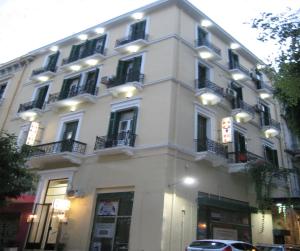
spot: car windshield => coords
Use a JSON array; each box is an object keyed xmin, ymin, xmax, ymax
[
  {"xmin": 257, "ymin": 246, "xmax": 282, "ymax": 251},
  {"xmin": 232, "ymin": 243, "xmax": 258, "ymax": 251},
  {"xmin": 190, "ymin": 241, "xmax": 227, "ymax": 249}
]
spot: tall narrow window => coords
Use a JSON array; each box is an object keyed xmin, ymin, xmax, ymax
[
  {"xmin": 264, "ymin": 145, "xmax": 279, "ymax": 167},
  {"xmin": 59, "ymin": 76, "xmax": 81, "ymax": 99},
  {"xmin": 34, "ymin": 85, "xmax": 49, "ymax": 109},
  {"xmin": 197, "ymin": 27, "xmax": 208, "ymax": 46},
  {"xmin": 45, "ymin": 52, "xmax": 59, "ymax": 72},
  {"xmin": 130, "ymin": 20, "xmax": 146, "ymax": 40},
  {"xmin": 231, "ymin": 82, "xmax": 243, "ymax": 109},
  {"xmin": 260, "ymin": 103, "xmax": 271, "ymax": 126},
  {"xmin": 0, "ymin": 82, "xmax": 7, "ymax": 100},
  {"xmin": 198, "ymin": 64, "xmax": 209, "ymax": 88},
  {"xmin": 90, "ymin": 192, "xmax": 134, "ymax": 251},
  {"xmin": 60, "ymin": 120, "xmax": 79, "ymax": 152},
  {"xmin": 116, "ymin": 56, "xmax": 142, "ymax": 84},
  {"xmin": 234, "ymin": 130, "xmax": 247, "ymax": 163},
  {"xmin": 197, "ymin": 115, "xmax": 207, "ymax": 152},
  {"xmin": 228, "ymin": 49, "xmax": 239, "ymax": 69}
]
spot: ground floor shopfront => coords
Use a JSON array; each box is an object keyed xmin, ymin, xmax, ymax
[{"xmin": 24, "ymin": 151, "xmax": 275, "ymax": 251}]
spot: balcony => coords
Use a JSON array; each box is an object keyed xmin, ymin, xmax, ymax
[
  {"xmin": 195, "ymin": 79, "xmax": 224, "ymax": 105},
  {"xmin": 18, "ymin": 101, "xmax": 44, "ymax": 121},
  {"xmin": 195, "ymin": 138, "xmax": 228, "ymax": 166},
  {"xmin": 28, "ymin": 139, "xmax": 87, "ymax": 167},
  {"xmin": 101, "ymin": 71, "xmax": 144, "ymax": 97},
  {"xmin": 61, "ymin": 47, "xmax": 105, "ymax": 72},
  {"xmin": 261, "ymin": 118, "xmax": 281, "ymax": 138},
  {"xmin": 30, "ymin": 65, "xmax": 57, "ymax": 82},
  {"xmin": 229, "ymin": 64, "xmax": 251, "ymax": 81},
  {"xmin": 94, "ymin": 132, "xmax": 136, "ymax": 156},
  {"xmin": 115, "ymin": 33, "xmax": 149, "ymax": 53},
  {"xmin": 231, "ymin": 99, "xmax": 255, "ymax": 123},
  {"xmin": 47, "ymin": 85, "xmax": 98, "ymax": 110},
  {"xmin": 195, "ymin": 40, "xmax": 222, "ymax": 61},
  {"xmin": 257, "ymin": 81, "xmax": 274, "ymax": 100},
  {"xmin": 228, "ymin": 151, "xmax": 268, "ymax": 173}
]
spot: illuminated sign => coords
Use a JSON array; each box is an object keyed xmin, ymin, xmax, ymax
[
  {"xmin": 26, "ymin": 122, "xmax": 39, "ymax": 146},
  {"xmin": 222, "ymin": 117, "xmax": 233, "ymax": 143}
]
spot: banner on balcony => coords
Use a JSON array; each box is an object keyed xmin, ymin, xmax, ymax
[
  {"xmin": 221, "ymin": 117, "xmax": 233, "ymax": 143},
  {"xmin": 26, "ymin": 121, "xmax": 40, "ymax": 146}
]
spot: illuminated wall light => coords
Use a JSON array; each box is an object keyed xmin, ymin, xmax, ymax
[
  {"xmin": 78, "ymin": 34, "xmax": 88, "ymax": 41},
  {"xmin": 201, "ymin": 19, "xmax": 212, "ymax": 27},
  {"xmin": 70, "ymin": 105, "xmax": 77, "ymax": 112},
  {"xmin": 50, "ymin": 45, "xmax": 59, "ymax": 52},
  {"xmin": 199, "ymin": 52, "xmax": 212, "ymax": 59},
  {"xmin": 259, "ymin": 92, "xmax": 271, "ymax": 99},
  {"xmin": 264, "ymin": 128, "xmax": 279, "ymax": 138},
  {"xmin": 95, "ymin": 27, "xmax": 105, "ymax": 34},
  {"xmin": 183, "ymin": 176, "xmax": 196, "ymax": 186},
  {"xmin": 200, "ymin": 93, "xmax": 220, "ymax": 105},
  {"xmin": 132, "ymin": 12, "xmax": 144, "ymax": 20},
  {"xmin": 38, "ymin": 76, "xmax": 49, "ymax": 82},
  {"xmin": 127, "ymin": 45, "xmax": 140, "ymax": 53},
  {"xmin": 230, "ymin": 43, "xmax": 240, "ymax": 50},
  {"xmin": 86, "ymin": 59, "xmax": 98, "ymax": 66},
  {"xmin": 70, "ymin": 65, "xmax": 81, "ymax": 71},
  {"xmin": 125, "ymin": 91, "xmax": 134, "ymax": 98},
  {"xmin": 232, "ymin": 73, "xmax": 244, "ymax": 81}
]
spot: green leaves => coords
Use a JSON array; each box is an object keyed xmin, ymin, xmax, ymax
[{"xmin": 0, "ymin": 131, "xmax": 36, "ymax": 206}]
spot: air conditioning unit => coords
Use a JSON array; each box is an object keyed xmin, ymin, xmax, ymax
[{"xmin": 226, "ymin": 88, "xmax": 237, "ymax": 98}]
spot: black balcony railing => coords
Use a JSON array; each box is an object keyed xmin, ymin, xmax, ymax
[
  {"xmin": 232, "ymin": 99, "xmax": 255, "ymax": 115},
  {"xmin": 18, "ymin": 100, "xmax": 44, "ymax": 113},
  {"xmin": 227, "ymin": 151, "xmax": 267, "ymax": 164},
  {"xmin": 94, "ymin": 132, "xmax": 137, "ymax": 150},
  {"xmin": 195, "ymin": 79, "xmax": 224, "ymax": 96},
  {"xmin": 115, "ymin": 33, "xmax": 148, "ymax": 47},
  {"xmin": 102, "ymin": 71, "xmax": 144, "ymax": 89},
  {"xmin": 32, "ymin": 65, "xmax": 57, "ymax": 77},
  {"xmin": 62, "ymin": 46, "xmax": 106, "ymax": 66},
  {"xmin": 30, "ymin": 139, "xmax": 87, "ymax": 157},
  {"xmin": 47, "ymin": 85, "xmax": 98, "ymax": 104},
  {"xmin": 195, "ymin": 138, "xmax": 227, "ymax": 158},
  {"xmin": 257, "ymin": 81, "xmax": 274, "ymax": 92},
  {"xmin": 195, "ymin": 40, "xmax": 221, "ymax": 56},
  {"xmin": 229, "ymin": 64, "xmax": 249, "ymax": 76},
  {"xmin": 261, "ymin": 118, "xmax": 281, "ymax": 131}
]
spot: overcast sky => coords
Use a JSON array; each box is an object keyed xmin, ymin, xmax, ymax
[{"xmin": 0, "ymin": 0, "xmax": 299, "ymax": 64}]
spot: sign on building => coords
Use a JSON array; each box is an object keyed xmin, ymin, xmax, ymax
[{"xmin": 221, "ymin": 117, "xmax": 233, "ymax": 143}]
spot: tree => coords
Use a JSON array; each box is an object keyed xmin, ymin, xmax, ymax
[
  {"xmin": 252, "ymin": 9, "xmax": 300, "ymax": 136},
  {"xmin": 0, "ymin": 131, "xmax": 35, "ymax": 206}
]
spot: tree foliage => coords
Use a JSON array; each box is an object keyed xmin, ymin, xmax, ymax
[
  {"xmin": 0, "ymin": 131, "xmax": 35, "ymax": 206},
  {"xmin": 252, "ymin": 9, "xmax": 300, "ymax": 136}
]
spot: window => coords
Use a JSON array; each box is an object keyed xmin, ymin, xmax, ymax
[
  {"xmin": 264, "ymin": 145, "xmax": 279, "ymax": 167},
  {"xmin": 231, "ymin": 82, "xmax": 243, "ymax": 109},
  {"xmin": 129, "ymin": 20, "xmax": 146, "ymax": 40},
  {"xmin": 0, "ymin": 82, "xmax": 7, "ymax": 100},
  {"xmin": 197, "ymin": 27, "xmax": 209, "ymax": 46},
  {"xmin": 106, "ymin": 108, "xmax": 138, "ymax": 147},
  {"xmin": 228, "ymin": 49, "xmax": 240, "ymax": 69},
  {"xmin": 197, "ymin": 64, "xmax": 209, "ymax": 88},
  {"xmin": 44, "ymin": 52, "xmax": 60, "ymax": 72},
  {"xmin": 234, "ymin": 130, "xmax": 247, "ymax": 163},
  {"xmin": 90, "ymin": 192, "xmax": 134, "ymax": 251},
  {"xmin": 116, "ymin": 56, "xmax": 142, "ymax": 84},
  {"xmin": 59, "ymin": 68, "xmax": 99, "ymax": 99},
  {"xmin": 260, "ymin": 103, "xmax": 271, "ymax": 126},
  {"xmin": 196, "ymin": 115, "xmax": 208, "ymax": 152},
  {"xmin": 69, "ymin": 35, "xmax": 107, "ymax": 62},
  {"xmin": 33, "ymin": 84, "xmax": 49, "ymax": 109}
]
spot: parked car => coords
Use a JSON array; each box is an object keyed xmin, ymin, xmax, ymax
[
  {"xmin": 256, "ymin": 244, "xmax": 300, "ymax": 251},
  {"xmin": 186, "ymin": 239, "xmax": 258, "ymax": 251}
]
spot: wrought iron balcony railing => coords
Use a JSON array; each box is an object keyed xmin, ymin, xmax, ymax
[
  {"xmin": 227, "ymin": 151, "xmax": 267, "ymax": 164},
  {"xmin": 195, "ymin": 79, "xmax": 224, "ymax": 96},
  {"xmin": 115, "ymin": 33, "xmax": 148, "ymax": 47},
  {"xmin": 101, "ymin": 71, "xmax": 144, "ymax": 89},
  {"xmin": 62, "ymin": 46, "xmax": 106, "ymax": 66},
  {"xmin": 18, "ymin": 100, "xmax": 44, "ymax": 113},
  {"xmin": 30, "ymin": 139, "xmax": 87, "ymax": 157},
  {"xmin": 195, "ymin": 40, "xmax": 221, "ymax": 56},
  {"xmin": 31, "ymin": 65, "xmax": 57, "ymax": 77},
  {"xmin": 47, "ymin": 84, "xmax": 98, "ymax": 104},
  {"xmin": 232, "ymin": 99, "xmax": 255, "ymax": 115},
  {"xmin": 229, "ymin": 63, "xmax": 250, "ymax": 76},
  {"xmin": 261, "ymin": 118, "xmax": 281, "ymax": 131},
  {"xmin": 195, "ymin": 138, "xmax": 227, "ymax": 158},
  {"xmin": 257, "ymin": 81, "xmax": 274, "ymax": 92},
  {"xmin": 94, "ymin": 132, "xmax": 137, "ymax": 150}
]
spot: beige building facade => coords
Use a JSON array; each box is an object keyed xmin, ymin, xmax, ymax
[{"xmin": 0, "ymin": 0, "xmax": 289, "ymax": 250}]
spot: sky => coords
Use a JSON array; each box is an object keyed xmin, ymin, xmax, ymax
[{"xmin": 0, "ymin": 0, "xmax": 299, "ymax": 64}]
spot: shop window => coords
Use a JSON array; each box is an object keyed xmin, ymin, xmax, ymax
[{"xmin": 90, "ymin": 192, "xmax": 134, "ymax": 251}]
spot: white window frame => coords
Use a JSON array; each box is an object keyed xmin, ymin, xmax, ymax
[
  {"xmin": 31, "ymin": 82, "xmax": 51, "ymax": 104},
  {"xmin": 232, "ymin": 124, "xmax": 248, "ymax": 152},
  {"xmin": 125, "ymin": 16, "xmax": 150, "ymax": 38},
  {"xmin": 56, "ymin": 111, "xmax": 84, "ymax": 141},
  {"xmin": 42, "ymin": 51, "xmax": 61, "ymax": 68},
  {"xmin": 120, "ymin": 52, "xmax": 145, "ymax": 74},
  {"xmin": 194, "ymin": 104, "xmax": 216, "ymax": 140},
  {"xmin": 195, "ymin": 24, "xmax": 212, "ymax": 45}
]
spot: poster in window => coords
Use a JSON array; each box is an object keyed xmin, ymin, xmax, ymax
[
  {"xmin": 92, "ymin": 242, "xmax": 102, "ymax": 251},
  {"xmin": 221, "ymin": 117, "xmax": 233, "ymax": 143},
  {"xmin": 95, "ymin": 223, "xmax": 115, "ymax": 238},
  {"xmin": 97, "ymin": 200, "xmax": 119, "ymax": 216}
]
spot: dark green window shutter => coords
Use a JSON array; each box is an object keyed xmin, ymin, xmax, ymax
[
  {"xmin": 34, "ymin": 85, "xmax": 49, "ymax": 109},
  {"xmin": 198, "ymin": 64, "xmax": 207, "ymax": 88},
  {"xmin": 272, "ymin": 149, "xmax": 279, "ymax": 167},
  {"xmin": 130, "ymin": 108, "xmax": 138, "ymax": 146},
  {"xmin": 197, "ymin": 115, "xmax": 207, "ymax": 151},
  {"xmin": 93, "ymin": 35, "xmax": 107, "ymax": 54},
  {"xmin": 261, "ymin": 104, "xmax": 270, "ymax": 126},
  {"xmin": 46, "ymin": 52, "xmax": 59, "ymax": 71},
  {"xmin": 132, "ymin": 56, "xmax": 142, "ymax": 81},
  {"xmin": 228, "ymin": 49, "xmax": 239, "ymax": 69},
  {"xmin": 85, "ymin": 69, "xmax": 99, "ymax": 94},
  {"xmin": 234, "ymin": 131, "xmax": 246, "ymax": 162},
  {"xmin": 59, "ymin": 79, "xmax": 71, "ymax": 100},
  {"xmin": 228, "ymin": 49, "xmax": 234, "ymax": 69},
  {"xmin": 116, "ymin": 61, "xmax": 127, "ymax": 83},
  {"xmin": 197, "ymin": 27, "xmax": 207, "ymax": 46},
  {"xmin": 131, "ymin": 20, "xmax": 146, "ymax": 40},
  {"xmin": 69, "ymin": 45, "xmax": 80, "ymax": 62},
  {"xmin": 107, "ymin": 112, "xmax": 120, "ymax": 138}
]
